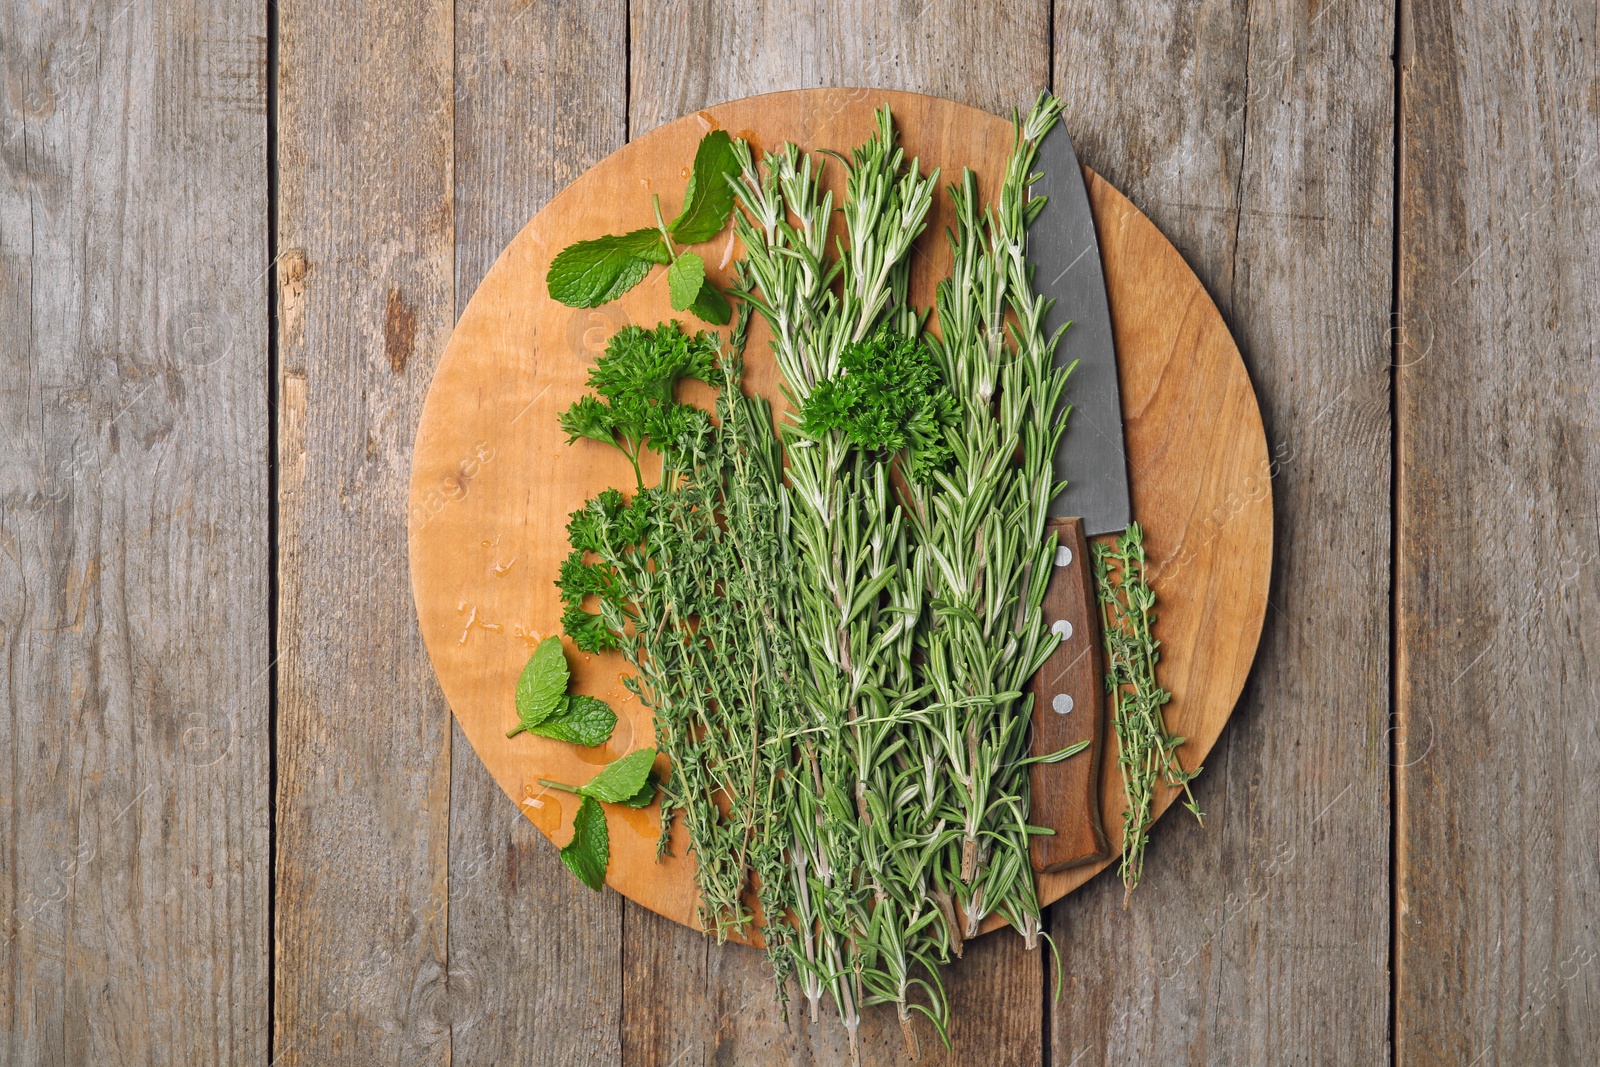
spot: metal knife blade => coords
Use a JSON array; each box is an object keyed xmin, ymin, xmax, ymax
[
  {"xmin": 1025, "ymin": 119, "xmax": 1126, "ymax": 873},
  {"xmin": 1032, "ymin": 123, "xmax": 1130, "ymax": 536}
]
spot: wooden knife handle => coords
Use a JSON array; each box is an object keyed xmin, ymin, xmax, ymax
[{"xmin": 1028, "ymin": 516, "xmax": 1111, "ymax": 873}]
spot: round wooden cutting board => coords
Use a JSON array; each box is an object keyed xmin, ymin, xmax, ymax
[{"xmin": 408, "ymin": 89, "xmax": 1271, "ymax": 934}]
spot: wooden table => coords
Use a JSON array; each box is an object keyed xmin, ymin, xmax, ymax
[{"xmin": 2, "ymin": 2, "xmax": 1595, "ymax": 1064}]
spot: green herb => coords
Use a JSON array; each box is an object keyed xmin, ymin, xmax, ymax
[
  {"xmin": 559, "ymin": 795, "xmax": 610, "ymax": 891},
  {"xmin": 799, "ymin": 327, "xmax": 958, "ymax": 483},
  {"xmin": 732, "ymin": 106, "xmax": 946, "ymax": 1057},
  {"xmin": 506, "ymin": 636, "xmax": 618, "ymax": 747},
  {"xmin": 897, "ymin": 93, "xmax": 1074, "ymax": 952},
  {"xmin": 666, "ymin": 252, "xmax": 706, "ymax": 311},
  {"xmin": 669, "ymin": 129, "xmax": 742, "ymax": 242},
  {"xmin": 556, "ymin": 323, "xmax": 719, "ymax": 494},
  {"xmin": 547, "ymin": 131, "xmax": 742, "ymax": 323},
  {"xmin": 556, "ymin": 316, "xmax": 805, "ymax": 966},
  {"xmin": 541, "ymin": 747, "xmax": 658, "ymax": 804},
  {"xmin": 545, "ymin": 228, "xmax": 672, "ymax": 309},
  {"xmin": 1093, "ymin": 522, "xmax": 1199, "ymax": 904}
]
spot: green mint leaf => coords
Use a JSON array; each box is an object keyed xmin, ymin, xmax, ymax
[
  {"xmin": 511, "ymin": 637, "xmax": 570, "ymax": 735},
  {"xmin": 666, "ymin": 252, "xmax": 706, "ymax": 312},
  {"xmin": 523, "ymin": 695, "xmax": 618, "ymax": 748},
  {"xmin": 576, "ymin": 747, "xmax": 658, "ymax": 803},
  {"xmin": 668, "ymin": 130, "xmax": 740, "ymax": 243},
  {"xmin": 619, "ymin": 773, "xmax": 658, "ymax": 808},
  {"xmin": 547, "ymin": 228, "xmax": 670, "ymax": 308},
  {"xmin": 688, "ymin": 279, "xmax": 731, "ymax": 325},
  {"xmin": 559, "ymin": 795, "xmax": 609, "ymax": 891}
]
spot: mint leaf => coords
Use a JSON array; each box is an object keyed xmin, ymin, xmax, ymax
[
  {"xmin": 689, "ymin": 279, "xmax": 731, "ymax": 325},
  {"xmin": 559, "ymin": 795, "xmax": 609, "ymax": 891},
  {"xmin": 667, "ymin": 253, "xmax": 705, "ymax": 312},
  {"xmin": 576, "ymin": 747, "xmax": 657, "ymax": 803},
  {"xmin": 523, "ymin": 695, "xmax": 617, "ymax": 748},
  {"xmin": 509, "ymin": 637, "xmax": 570, "ymax": 736},
  {"xmin": 669, "ymin": 130, "xmax": 740, "ymax": 243},
  {"xmin": 547, "ymin": 228, "xmax": 670, "ymax": 308},
  {"xmin": 619, "ymin": 773, "xmax": 658, "ymax": 808}
]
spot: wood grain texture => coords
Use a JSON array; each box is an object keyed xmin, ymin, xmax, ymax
[
  {"xmin": 0, "ymin": 2, "xmax": 269, "ymax": 1063},
  {"xmin": 0, "ymin": 0, "xmax": 269, "ymax": 1063},
  {"xmin": 1397, "ymin": 0, "xmax": 1600, "ymax": 1062},
  {"xmin": 445, "ymin": 2, "xmax": 627, "ymax": 1064},
  {"xmin": 627, "ymin": 0, "xmax": 1050, "ymax": 136},
  {"xmin": 1049, "ymin": 1, "xmax": 1395, "ymax": 1063},
  {"xmin": 274, "ymin": 1, "xmax": 454, "ymax": 1063}
]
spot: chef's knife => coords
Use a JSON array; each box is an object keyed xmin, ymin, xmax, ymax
[{"xmin": 1026, "ymin": 121, "xmax": 1131, "ymax": 873}]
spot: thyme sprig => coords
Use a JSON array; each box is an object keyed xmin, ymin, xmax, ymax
[
  {"xmin": 1093, "ymin": 522, "xmax": 1201, "ymax": 903},
  {"xmin": 557, "ymin": 316, "xmax": 804, "ymax": 959}
]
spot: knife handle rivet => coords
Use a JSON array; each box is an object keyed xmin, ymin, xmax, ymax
[
  {"xmin": 1055, "ymin": 545, "xmax": 1073, "ymax": 567},
  {"xmin": 1051, "ymin": 619, "xmax": 1073, "ymax": 640},
  {"xmin": 1052, "ymin": 693, "xmax": 1074, "ymax": 715}
]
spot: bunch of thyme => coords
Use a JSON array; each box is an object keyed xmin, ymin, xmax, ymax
[
  {"xmin": 1092, "ymin": 522, "xmax": 1201, "ymax": 904},
  {"xmin": 556, "ymin": 315, "xmax": 805, "ymax": 972}
]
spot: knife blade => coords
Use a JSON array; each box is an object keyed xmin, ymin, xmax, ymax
[{"xmin": 1026, "ymin": 120, "xmax": 1131, "ymax": 873}]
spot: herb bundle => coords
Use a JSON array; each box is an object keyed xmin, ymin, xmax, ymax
[
  {"xmin": 1094, "ymin": 522, "xmax": 1201, "ymax": 903},
  {"xmin": 555, "ymin": 314, "xmax": 805, "ymax": 968},
  {"xmin": 902, "ymin": 95, "xmax": 1078, "ymax": 950},
  {"xmin": 730, "ymin": 109, "xmax": 952, "ymax": 1055},
  {"xmin": 527, "ymin": 96, "xmax": 1189, "ymax": 1059}
]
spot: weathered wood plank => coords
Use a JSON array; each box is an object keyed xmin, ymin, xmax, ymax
[
  {"xmin": 1049, "ymin": 1, "xmax": 1394, "ymax": 1062},
  {"xmin": 628, "ymin": 0, "xmax": 1051, "ymax": 135},
  {"xmin": 0, "ymin": 1, "xmax": 269, "ymax": 1063},
  {"xmin": 274, "ymin": 1, "xmax": 454, "ymax": 1062},
  {"xmin": 444, "ymin": 2, "xmax": 627, "ymax": 1063},
  {"xmin": 1396, "ymin": 0, "xmax": 1600, "ymax": 1061},
  {"xmin": 624, "ymin": 5, "xmax": 1050, "ymax": 1062}
]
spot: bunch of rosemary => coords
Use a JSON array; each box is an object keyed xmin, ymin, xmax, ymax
[
  {"xmin": 902, "ymin": 95, "xmax": 1076, "ymax": 950},
  {"xmin": 731, "ymin": 109, "xmax": 953, "ymax": 1055}
]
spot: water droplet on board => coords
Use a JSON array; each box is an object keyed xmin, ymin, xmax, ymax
[
  {"xmin": 614, "ymin": 803, "xmax": 659, "ymax": 842},
  {"xmin": 521, "ymin": 790, "xmax": 563, "ymax": 835}
]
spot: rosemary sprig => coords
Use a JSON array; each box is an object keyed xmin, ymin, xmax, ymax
[
  {"xmin": 1093, "ymin": 522, "xmax": 1201, "ymax": 904},
  {"xmin": 904, "ymin": 93, "xmax": 1074, "ymax": 948},
  {"xmin": 731, "ymin": 107, "xmax": 945, "ymax": 1058}
]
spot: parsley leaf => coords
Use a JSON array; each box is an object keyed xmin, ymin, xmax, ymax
[
  {"xmin": 669, "ymin": 130, "xmax": 740, "ymax": 243},
  {"xmin": 559, "ymin": 795, "xmax": 609, "ymax": 891},
  {"xmin": 667, "ymin": 252, "xmax": 706, "ymax": 312},
  {"xmin": 799, "ymin": 328, "xmax": 958, "ymax": 482},
  {"xmin": 547, "ymin": 228, "xmax": 670, "ymax": 308}
]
